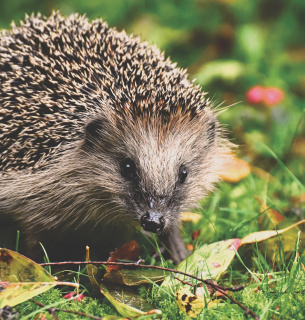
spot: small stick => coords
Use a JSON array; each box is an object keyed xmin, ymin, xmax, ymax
[{"xmin": 41, "ymin": 260, "xmax": 242, "ymax": 291}]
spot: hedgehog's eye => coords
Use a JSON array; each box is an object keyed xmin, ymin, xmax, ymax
[
  {"xmin": 120, "ymin": 158, "xmax": 137, "ymax": 180},
  {"xmin": 178, "ymin": 165, "xmax": 188, "ymax": 184}
]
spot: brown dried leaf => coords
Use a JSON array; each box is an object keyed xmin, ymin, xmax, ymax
[
  {"xmin": 219, "ymin": 154, "xmax": 251, "ymax": 183},
  {"xmin": 107, "ymin": 240, "xmax": 140, "ymax": 271},
  {"xmin": 254, "ymin": 196, "xmax": 285, "ymax": 230},
  {"xmin": 191, "ymin": 230, "xmax": 201, "ymax": 241}
]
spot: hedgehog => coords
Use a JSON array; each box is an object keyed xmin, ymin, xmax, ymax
[{"xmin": 0, "ymin": 12, "xmax": 230, "ymax": 263}]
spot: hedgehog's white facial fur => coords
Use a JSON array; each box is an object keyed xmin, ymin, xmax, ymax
[{"xmin": 80, "ymin": 109, "xmax": 224, "ymax": 233}]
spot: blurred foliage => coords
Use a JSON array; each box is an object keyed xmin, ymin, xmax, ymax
[{"xmin": 1, "ymin": 0, "xmax": 304, "ymax": 162}]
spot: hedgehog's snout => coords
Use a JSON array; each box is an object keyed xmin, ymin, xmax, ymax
[{"xmin": 141, "ymin": 210, "xmax": 165, "ymax": 233}]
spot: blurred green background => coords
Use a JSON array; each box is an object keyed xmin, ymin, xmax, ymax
[
  {"xmin": 1, "ymin": 0, "xmax": 304, "ymax": 183},
  {"xmin": 1, "ymin": 0, "xmax": 304, "ymax": 167}
]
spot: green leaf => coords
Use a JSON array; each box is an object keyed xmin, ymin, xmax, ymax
[
  {"xmin": 87, "ymin": 263, "xmax": 162, "ymax": 318},
  {"xmin": 100, "ymin": 282, "xmax": 161, "ymax": 318},
  {"xmin": 103, "ymin": 269, "xmax": 165, "ymax": 286},
  {"xmin": 163, "ymin": 239, "xmax": 241, "ymax": 289},
  {"xmin": 0, "ymin": 248, "xmax": 78, "ymax": 308}
]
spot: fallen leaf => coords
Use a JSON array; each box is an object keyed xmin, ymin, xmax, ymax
[
  {"xmin": 192, "ymin": 230, "xmax": 201, "ymax": 241},
  {"xmin": 180, "ymin": 212, "xmax": 202, "ymax": 223},
  {"xmin": 107, "ymin": 241, "xmax": 140, "ymax": 271},
  {"xmin": 219, "ymin": 154, "xmax": 251, "ymax": 183},
  {"xmin": 250, "ymin": 165, "xmax": 274, "ymax": 181},
  {"xmin": 175, "ymin": 281, "xmax": 220, "ymax": 318},
  {"xmin": 254, "ymin": 196, "xmax": 285, "ymax": 230},
  {"xmin": 260, "ymin": 219, "xmax": 305, "ymax": 262},
  {"xmin": 175, "ymin": 287, "xmax": 209, "ymax": 318},
  {"xmin": 0, "ymin": 305, "xmax": 19, "ymax": 319},
  {"xmin": 86, "ymin": 255, "xmax": 163, "ymax": 318},
  {"xmin": 99, "ymin": 282, "xmax": 161, "ymax": 318},
  {"xmin": 87, "ymin": 263, "xmax": 104, "ymax": 292},
  {"xmin": 0, "ymin": 248, "xmax": 78, "ymax": 308},
  {"xmin": 240, "ymin": 220, "xmax": 305, "ymax": 246},
  {"xmin": 103, "ymin": 268, "xmax": 165, "ymax": 286},
  {"xmin": 163, "ymin": 239, "xmax": 241, "ymax": 290}
]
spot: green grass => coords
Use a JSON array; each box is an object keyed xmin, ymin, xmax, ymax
[{"xmin": 17, "ymin": 289, "xmax": 119, "ymax": 319}]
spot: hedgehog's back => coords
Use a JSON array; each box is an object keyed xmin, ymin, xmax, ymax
[
  {"xmin": 0, "ymin": 13, "xmax": 101, "ymax": 171},
  {"xmin": 0, "ymin": 13, "xmax": 137, "ymax": 172},
  {"xmin": 0, "ymin": 12, "xmax": 207, "ymax": 173}
]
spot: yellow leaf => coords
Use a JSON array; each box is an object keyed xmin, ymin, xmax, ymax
[
  {"xmin": 219, "ymin": 154, "xmax": 251, "ymax": 183},
  {"xmin": 240, "ymin": 220, "xmax": 305, "ymax": 246},
  {"xmin": 0, "ymin": 248, "xmax": 78, "ymax": 308},
  {"xmin": 180, "ymin": 212, "xmax": 202, "ymax": 223},
  {"xmin": 175, "ymin": 286, "xmax": 219, "ymax": 318}
]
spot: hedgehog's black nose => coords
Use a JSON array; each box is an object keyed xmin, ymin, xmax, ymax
[{"xmin": 141, "ymin": 210, "xmax": 165, "ymax": 233}]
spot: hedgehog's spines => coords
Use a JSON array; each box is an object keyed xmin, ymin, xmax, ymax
[{"xmin": 0, "ymin": 11, "xmax": 209, "ymax": 172}]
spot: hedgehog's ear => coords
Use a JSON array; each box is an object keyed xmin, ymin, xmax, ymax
[{"xmin": 84, "ymin": 117, "xmax": 104, "ymax": 148}]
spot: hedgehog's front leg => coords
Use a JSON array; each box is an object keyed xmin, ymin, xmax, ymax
[{"xmin": 163, "ymin": 226, "xmax": 187, "ymax": 264}]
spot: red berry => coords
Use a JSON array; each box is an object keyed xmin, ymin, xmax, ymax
[
  {"xmin": 264, "ymin": 87, "xmax": 284, "ymax": 106},
  {"xmin": 246, "ymin": 86, "xmax": 265, "ymax": 104}
]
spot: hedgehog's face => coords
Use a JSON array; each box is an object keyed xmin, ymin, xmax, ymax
[
  {"xmin": 83, "ymin": 113, "xmax": 222, "ymax": 234},
  {"xmin": 118, "ymin": 157, "xmax": 188, "ymax": 233}
]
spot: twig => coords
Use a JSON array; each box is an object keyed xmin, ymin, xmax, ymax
[
  {"xmin": 29, "ymin": 298, "xmax": 59, "ymax": 320},
  {"xmin": 48, "ymin": 308, "xmax": 59, "ymax": 320},
  {"xmin": 40, "ymin": 260, "xmax": 259, "ymax": 319},
  {"xmin": 173, "ymin": 276, "xmax": 193, "ymax": 286},
  {"xmin": 41, "ymin": 260, "xmax": 242, "ymax": 291},
  {"xmin": 31, "ymin": 299, "xmax": 102, "ymax": 320}
]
